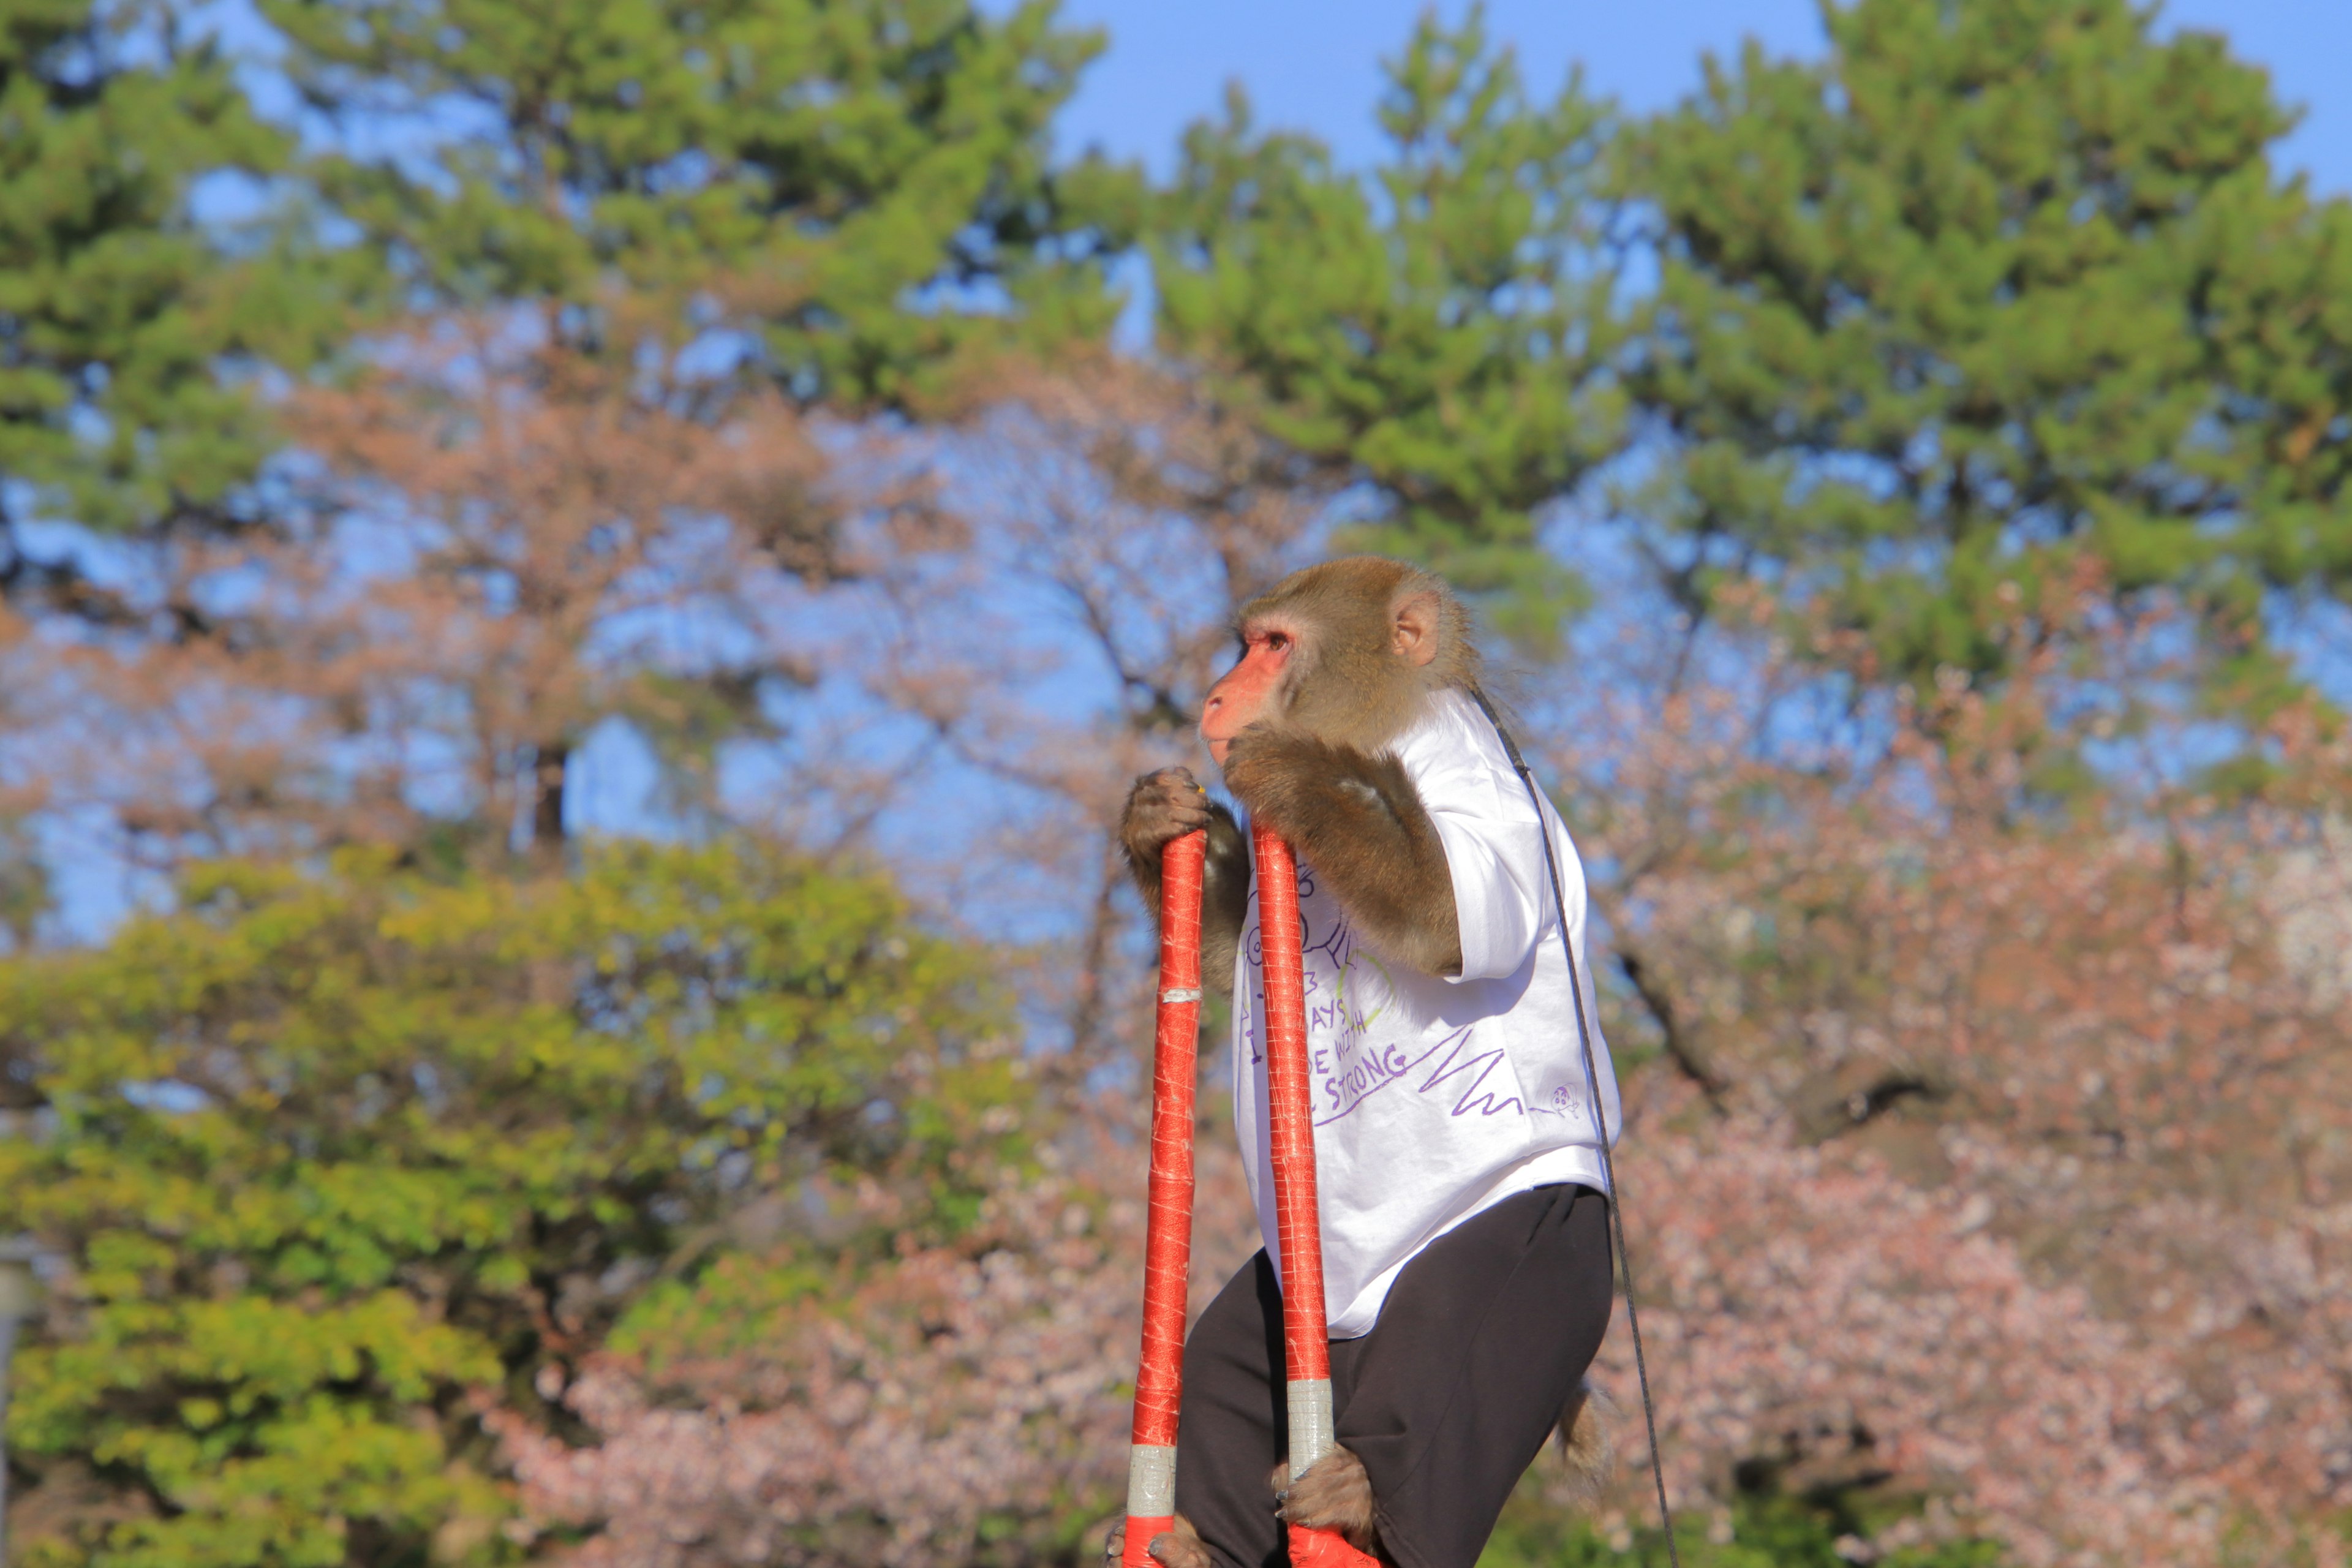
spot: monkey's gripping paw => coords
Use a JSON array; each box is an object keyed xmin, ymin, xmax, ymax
[
  {"xmin": 1101, "ymin": 1514, "xmax": 1211, "ymax": 1568},
  {"xmin": 1270, "ymin": 1446, "xmax": 1378, "ymax": 1550},
  {"xmin": 1119, "ymin": 767, "xmax": 1215, "ymax": 867}
]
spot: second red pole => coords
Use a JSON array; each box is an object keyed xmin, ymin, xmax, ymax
[{"xmin": 1253, "ymin": 823, "xmax": 1381, "ymax": 1568}]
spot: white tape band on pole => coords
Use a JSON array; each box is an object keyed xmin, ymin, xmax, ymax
[
  {"xmin": 1127, "ymin": 1443, "xmax": 1178, "ymax": 1517},
  {"xmin": 1286, "ymin": 1378, "xmax": 1335, "ymax": 1475},
  {"xmin": 1158, "ymin": 987, "xmax": 1201, "ymax": 1005}
]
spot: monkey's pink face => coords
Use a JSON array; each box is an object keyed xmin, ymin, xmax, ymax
[{"xmin": 1200, "ymin": 620, "xmax": 1298, "ymax": 764}]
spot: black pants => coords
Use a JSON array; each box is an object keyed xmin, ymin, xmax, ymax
[{"xmin": 1172, "ymin": 1183, "xmax": 1613, "ymax": 1568}]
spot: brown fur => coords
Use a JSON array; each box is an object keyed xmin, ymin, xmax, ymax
[
  {"xmin": 1262, "ymin": 1389, "xmax": 1610, "ymax": 1551},
  {"xmin": 1270, "ymin": 1446, "xmax": 1381, "ymax": 1553},
  {"xmin": 1118, "ymin": 768, "xmax": 1253, "ymax": 992},
  {"xmin": 1221, "ymin": 731, "xmax": 1461, "ymax": 974},
  {"xmin": 1121, "ymin": 557, "xmax": 1481, "ymax": 979},
  {"xmin": 1219, "ymin": 557, "xmax": 1477, "ymax": 975},
  {"xmin": 1236, "ymin": 557, "xmax": 1481, "ymax": 753},
  {"xmin": 1101, "ymin": 1512, "xmax": 1211, "ymax": 1568},
  {"xmin": 1555, "ymin": 1377, "xmax": 1619, "ymax": 1509}
]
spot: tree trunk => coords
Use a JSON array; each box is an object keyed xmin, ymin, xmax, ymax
[{"xmin": 531, "ymin": 741, "xmax": 570, "ymax": 854}]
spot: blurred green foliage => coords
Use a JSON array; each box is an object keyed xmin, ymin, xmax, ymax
[
  {"xmin": 262, "ymin": 0, "xmax": 1144, "ymax": 408},
  {"xmin": 0, "ymin": 842, "xmax": 1012, "ymax": 1566},
  {"xmin": 13, "ymin": 0, "xmax": 2347, "ymax": 687},
  {"xmin": 1632, "ymin": 0, "xmax": 2352, "ymax": 707},
  {"xmin": 0, "ymin": 0, "xmax": 331, "ymax": 538},
  {"xmin": 1155, "ymin": 11, "xmax": 1627, "ymax": 643},
  {"xmin": 1155, "ymin": 0, "xmax": 2352, "ymax": 696},
  {"xmin": 1, "ymin": 0, "xmax": 1145, "ymax": 576}
]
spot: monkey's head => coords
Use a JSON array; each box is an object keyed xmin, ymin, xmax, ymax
[{"xmin": 1200, "ymin": 557, "xmax": 1479, "ymax": 764}]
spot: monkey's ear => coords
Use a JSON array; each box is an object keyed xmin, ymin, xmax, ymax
[{"xmin": 1392, "ymin": 590, "xmax": 1442, "ymax": 668}]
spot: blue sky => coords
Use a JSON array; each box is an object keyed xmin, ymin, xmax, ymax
[{"xmin": 1032, "ymin": 1, "xmax": 2350, "ymax": 194}]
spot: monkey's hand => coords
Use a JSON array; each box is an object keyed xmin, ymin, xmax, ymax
[
  {"xmin": 1120, "ymin": 767, "xmax": 1213, "ymax": 872},
  {"xmin": 1271, "ymin": 1446, "xmax": 1379, "ymax": 1551},
  {"xmin": 1101, "ymin": 1513, "xmax": 1211, "ymax": 1568},
  {"xmin": 1119, "ymin": 767, "xmax": 1249, "ymax": 995}
]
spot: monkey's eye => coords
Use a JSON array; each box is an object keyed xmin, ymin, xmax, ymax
[{"xmin": 1264, "ymin": 631, "xmax": 1290, "ymax": 652}]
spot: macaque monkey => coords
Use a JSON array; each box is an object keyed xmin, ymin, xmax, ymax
[{"xmin": 1117, "ymin": 559, "xmax": 1621, "ymax": 1568}]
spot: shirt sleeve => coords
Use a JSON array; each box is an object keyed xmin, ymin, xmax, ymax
[{"xmin": 1423, "ymin": 765, "xmax": 1556, "ymax": 984}]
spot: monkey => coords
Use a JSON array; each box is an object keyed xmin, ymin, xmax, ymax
[{"xmin": 1115, "ymin": 558, "xmax": 1623, "ymax": 1568}]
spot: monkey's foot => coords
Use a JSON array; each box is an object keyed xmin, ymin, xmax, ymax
[
  {"xmin": 1101, "ymin": 1513, "xmax": 1210, "ymax": 1568},
  {"xmin": 1271, "ymin": 1446, "xmax": 1378, "ymax": 1550}
]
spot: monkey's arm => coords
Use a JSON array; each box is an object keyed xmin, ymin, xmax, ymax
[
  {"xmin": 1221, "ymin": 730, "xmax": 1461, "ymax": 976},
  {"xmin": 1120, "ymin": 767, "xmax": 1252, "ymax": 994}
]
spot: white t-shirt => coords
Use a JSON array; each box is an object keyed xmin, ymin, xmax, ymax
[{"xmin": 1231, "ymin": 688, "xmax": 1621, "ymax": 1338}]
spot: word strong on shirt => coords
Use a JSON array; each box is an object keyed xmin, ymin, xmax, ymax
[{"xmin": 1233, "ymin": 690, "xmax": 1623, "ymax": 1338}]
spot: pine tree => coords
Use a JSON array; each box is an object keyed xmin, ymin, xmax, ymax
[
  {"xmin": 1632, "ymin": 0, "xmax": 2351, "ymax": 706},
  {"xmin": 1152, "ymin": 10, "xmax": 1629, "ymax": 641},
  {"xmin": 0, "ymin": 0, "xmax": 317, "ymax": 551},
  {"xmin": 264, "ymin": 0, "xmax": 1141, "ymax": 409}
]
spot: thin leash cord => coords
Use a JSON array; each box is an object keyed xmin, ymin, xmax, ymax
[{"xmin": 1468, "ymin": 688, "xmax": 1682, "ymax": 1567}]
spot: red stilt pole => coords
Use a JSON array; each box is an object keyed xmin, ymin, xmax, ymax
[
  {"xmin": 1253, "ymin": 824, "xmax": 1382, "ymax": 1568},
  {"xmin": 1123, "ymin": 829, "xmax": 1206, "ymax": 1568}
]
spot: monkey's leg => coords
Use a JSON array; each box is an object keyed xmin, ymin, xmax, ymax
[
  {"xmin": 1218, "ymin": 733, "xmax": 1460, "ymax": 976},
  {"xmin": 1324, "ymin": 1185, "xmax": 1614, "ymax": 1568},
  {"xmin": 1170, "ymin": 1254, "xmax": 1292, "ymax": 1568}
]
